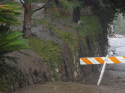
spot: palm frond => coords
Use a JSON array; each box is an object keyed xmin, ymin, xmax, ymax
[
  {"xmin": 0, "ymin": 2, "xmax": 22, "ymax": 25},
  {"xmin": 0, "ymin": 30, "xmax": 30, "ymax": 55}
]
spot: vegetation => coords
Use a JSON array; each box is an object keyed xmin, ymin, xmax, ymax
[
  {"xmin": 75, "ymin": 15, "xmax": 106, "ymax": 56},
  {"xmin": 0, "ymin": 2, "xmax": 21, "ymax": 25},
  {"xmin": 29, "ymin": 37, "xmax": 63, "ymax": 80},
  {"xmin": 0, "ymin": 2, "xmax": 29, "ymax": 60},
  {"xmin": 12, "ymin": 0, "xmax": 125, "ymax": 38},
  {"xmin": 0, "ymin": 2, "xmax": 29, "ymax": 93},
  {"xmin": 113, "ymin": 13, "xmax": 125, "ymax": 34},
  {"xmin": 1, "ymin": 0, "xmax": 125, "ymax": 92},
  {"xmin": 36, "ymin": 19, "xmax": 78, "ymax": 57}
]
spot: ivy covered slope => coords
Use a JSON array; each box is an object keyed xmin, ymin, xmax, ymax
[
  {"xmin": 0, "ymin": 0, "xmax": 114, "ymax": 92},
  {"xmin": 0, "ymin": 2, "xmax": 29, "ymax": 93},
  {"xmin": 30, "ymin": 6, "xmax": 107, "ymax": 82}
]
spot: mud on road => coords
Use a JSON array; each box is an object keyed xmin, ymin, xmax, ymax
[{"xmin": 14, "ymin": 82, "xmax": 125, "ymax": 93}]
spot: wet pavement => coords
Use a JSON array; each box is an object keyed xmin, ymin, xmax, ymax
[{"xmin": 102, "ymin": 36, "xmax": 125, "ymax": 87}]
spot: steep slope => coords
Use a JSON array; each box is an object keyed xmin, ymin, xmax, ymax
[{"xmin": 0, "ymin": 3, "xmax": 109, "ymax": 93}]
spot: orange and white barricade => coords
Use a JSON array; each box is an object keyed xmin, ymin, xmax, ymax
[{"xmin": 80, "ymin": 56, "xmax": 125, "ymax": 65}]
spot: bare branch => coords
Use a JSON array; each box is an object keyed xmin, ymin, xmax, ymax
[
  {"xmin": 33, "ymin": 4, "xmax": 46, "ymax": 13},
  {"xmin": 33, "ymin": 0, "xmax": 50, "ymax": 13}
]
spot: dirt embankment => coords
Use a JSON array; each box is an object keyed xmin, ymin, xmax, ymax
[
  {"xmin": 6, "ymin": 50, "xmax": 50, "ymax": 90},
  {"xmin": 2, "ymin": 3, "xmax": 108, "ymax": 93}
]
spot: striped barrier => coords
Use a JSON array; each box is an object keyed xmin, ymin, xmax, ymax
[{"xmin": 80, "ymin": 56, "xmax": 125, "ymax": 65}]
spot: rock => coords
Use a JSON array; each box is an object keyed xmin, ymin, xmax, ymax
[{"xmin": 6, "ymin": 50, "xmax": 50, "ymax": 89}]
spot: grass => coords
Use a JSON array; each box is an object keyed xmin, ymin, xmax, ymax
[
  {"xmin": 34, "ymin": 14, "xmax": 104, "ymax": 58},
  {"xmin": 30, "ymin": 15, "xmax": 105, "ymax": 79},
  {"xmin": 0, "ymin": 76, "xmax": 9, "ymax": 93},
  {"xmin": 36, "ymin": 19, "xmax": 78, "ymax": 57},
  {"xmin": 73, "ymin": 15, "xmax": 104, "ymax": 56},
  {"xmin": 29, "ymin": 37, "xmax": 63, "ymax": 80}
]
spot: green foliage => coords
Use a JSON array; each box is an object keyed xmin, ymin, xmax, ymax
[
  {"xmin": 29, "ymin": 37, "xmax": 62, "ymax": 80},
  {"xmin": 37, "ymin": 19, "xmax": 78, "ymax": 57},
  {"xmin": 59, "ymin": 0, "xmax": 74, "ymax": 12},
  {"xmin": 0, "ymin": 76, "xmax": 9, "ymax": 93},
  {"xmin": 0, "ymin": 2, "xmax": 22, "ymax": 25},
  {"xmin": 0, "ymin": 30, "xmax": 29, "ymax": 55},
  {"xmin": 0, "ymin": 2, "xmax": 29, "ymax": 56},
  {"xmin": 113, "ymin": 13, "xmax": 125, "ymax": 34},
  {"xmin": 47, "ymin": 0, "xmax": 80, "ymax": 17},
  {"xmin": 54, "ymin": 27, "xmax": 78, "ymax": 56},
  {"xmin": 0, "ymin": 28, "xmax": 29, "ymax": 93},
  {"xmin": 74, "ymin": 15, "xmax": 104, "ymax": 56},
  {"xmin": 0, "ymin": 3, "xmax": 29, "ymax": 93},
  {"xmin": 103, "ymin": 0, "xmax": 125, "ymax": 12},
  {"xmin": 81, "ymin": 16, "xmax": 103, "ymax": 35}
]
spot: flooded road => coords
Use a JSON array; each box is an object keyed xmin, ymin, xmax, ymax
[
  {"xmin": 14, "ymin": 82, "xmax": 125, "ymax": 93},
  {"xmin": 102, "ymin": 36, "xmax": 125, "ymax": 87},
  {"xmin": 14, "ymin": 35, "xmax": 125, "ymax": 93}
]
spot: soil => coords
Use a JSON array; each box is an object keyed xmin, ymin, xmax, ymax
[{"xmin": 14, "ymin": 82, "xmax": 125, "ymax": 93}]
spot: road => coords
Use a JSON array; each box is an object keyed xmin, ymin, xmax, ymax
[
  {"xmin": 102, "ymin": 35, "xmax": 125, "ymax": 87},
  {"xmin": 14, "ymin": 82, "xmax": 125, "ymax": 93},
  {"xmin": 14, "ymin": 35, "xmax": 125, "ymax": 93}
]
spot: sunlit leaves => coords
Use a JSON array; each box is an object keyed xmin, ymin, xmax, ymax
[{"xmin": 0, "ymin": 2, "xmax": 22, "ymax": 25}]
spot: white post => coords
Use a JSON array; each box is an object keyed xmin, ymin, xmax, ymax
[{"xmin": 97, "ymin": 55, "xmax": 108, "ymax": 86}]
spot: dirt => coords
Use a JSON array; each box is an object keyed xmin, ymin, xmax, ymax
[
  {"xmin": 6, "ymin": 50, "xmax": 50, "ymax": 89},
  {"xmin": 14, "ymin": 82, "xmax": 125, "ymax": 93}
]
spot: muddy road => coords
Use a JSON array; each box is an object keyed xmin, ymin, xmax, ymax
[
  {"xmin": 14, "ymin": 35, "xmax": 125, "ymax": 93},
  {"xmin": 14, "ymin": 82, "xmax": 125, "ymax": 93}
]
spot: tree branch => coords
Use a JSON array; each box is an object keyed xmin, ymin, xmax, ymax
[
  {"xmin": 33, "ymin": 0, "xmax": 50, "ymax": 13},
  {"xmin": 33, "ymin": 4, "xmax": 46, "ymax": 13}
]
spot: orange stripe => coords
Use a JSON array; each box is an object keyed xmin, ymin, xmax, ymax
[
  {"xmin": 123, "ymin": 56, "xmax": 125, "ymax": 59},
  {"xmin": 95, "ymin": 57, "xmax": 104, "ymax": 64},
  {"xmin": 81, "ymin": 58, "xmax": 93, "ymax": 64},
  {"xmin": 109, "ymin": 57, "xmax": 121, "ymax": 64}
]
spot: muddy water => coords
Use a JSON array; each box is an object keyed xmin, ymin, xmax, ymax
[{"xmin": 14, "ymin": 82, "xmax": 125, "ymax": 93}]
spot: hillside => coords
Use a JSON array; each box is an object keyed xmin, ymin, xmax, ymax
[{"xmin": 0, "ymin": 1, "xmax": 111, "ymax": 93}]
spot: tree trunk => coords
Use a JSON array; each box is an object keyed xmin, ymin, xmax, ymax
[
  {"xmin": 72, "ymin": 6, "xmax": 80, "ymax": 23},
  {"xmin": 54, "ymin": 0, "xmax": 59, "ymax": 5},
  {"xmin": 23, "ymin": 0, "xmax": 32, "ymax": 38}
]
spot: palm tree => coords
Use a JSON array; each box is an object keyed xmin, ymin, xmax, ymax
[{"xmin": 0, "ymin": 3, "xmax": 29, "ymax": 93}]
